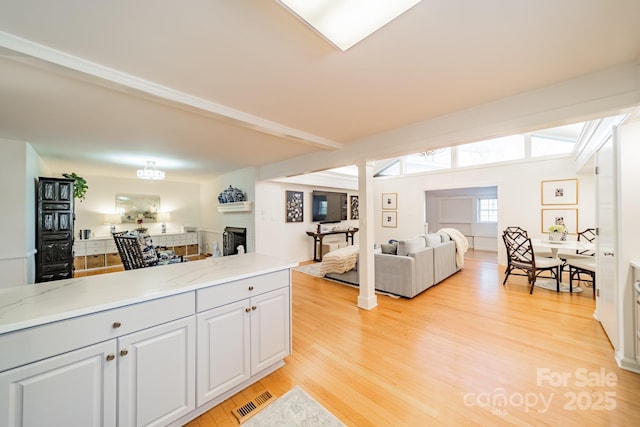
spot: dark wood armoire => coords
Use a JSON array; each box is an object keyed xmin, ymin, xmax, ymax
[{"xmin": 35, "ymin": 177, "xmax": 75, "ymax": 282}]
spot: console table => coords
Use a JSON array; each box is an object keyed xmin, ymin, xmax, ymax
[{"xmin": 306, "ymin": 228, "xmax": 358, "ymax": 261}]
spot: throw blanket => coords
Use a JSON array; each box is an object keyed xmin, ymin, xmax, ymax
[
  {"xmin": 320, "ymin": 245, "xmax": 359, "ymax": 276},
  {"xmin": 439, "ymin": 228, "xmax": 469, "ymax": 268}
]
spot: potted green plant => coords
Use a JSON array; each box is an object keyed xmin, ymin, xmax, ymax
[{"xmin": 62, "ymin": 172, "xmax": 88, "ymax": 202}]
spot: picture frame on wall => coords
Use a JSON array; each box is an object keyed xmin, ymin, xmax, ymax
[
  {"xmin": 285, "ymin": 190, "xmax": 303, "ymax": 223},
  {"xmin": 350, "ymin": 195, "xmax": 359, "ymax": 220},
  {"xmin": 382, "ymin": 192, "xmax": 397, "ymax": 210},
  {"xmin": 541, "ymin": 208, "xmax": 578, "ymax": 234},
  {"xmin": 382, "ymin": 210, "xmax": 397, "ymax": 228},
  {"xmin": 541, "ymin": 178, "xmax": 578, "ymax": 205}
]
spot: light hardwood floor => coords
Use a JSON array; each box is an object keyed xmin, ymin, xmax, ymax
[{"xmin": 188, "ymin": 257, "xmax": 640, "ymax": 426}]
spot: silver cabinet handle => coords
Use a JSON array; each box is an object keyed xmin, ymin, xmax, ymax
[{"xmin": 603, "ymin": 251, "xmax": 614, "ymax": 257}]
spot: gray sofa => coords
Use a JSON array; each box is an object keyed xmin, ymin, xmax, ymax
[{"xmin": 325, "ymin": 232, "xmax": 460, "ymax": 298}]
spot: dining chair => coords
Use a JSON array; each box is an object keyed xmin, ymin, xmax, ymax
[
  {"xmin": 113, "ymin": 231, "xmax": 149, "ymax": 270},
  {"xmin": 565, "ymin": 228, "xmax": 596, "ymax": 297},
  {"xmin": 502, "ymin": 227, "xmax": 563, "ymax": 294}
]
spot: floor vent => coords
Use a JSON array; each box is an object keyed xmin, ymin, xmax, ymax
[{"xmin": 232, "ymin": 390, "xmax": 275, "ymax": 423}]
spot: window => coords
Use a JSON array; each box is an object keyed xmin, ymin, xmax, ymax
[
  {"xmin": 531, "ymin": 135, "xmax": 575, "ymax": 157},
  {"xmin": 457, "ymin": 135, "xmax": 524, "ymax": 167},
  {"xmin": 478, "ymin": 198, "xmax": 498, "ymax": 223},
  {"xmin": 405, "ymin": 149, "xmax": 451, "ymax": 174}
]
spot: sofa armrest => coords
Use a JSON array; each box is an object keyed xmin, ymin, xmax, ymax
[
  {"xmin": 410, "ymin": 246, "xmax": 435, "ymax": 294},
  {"xmin": 433, "ymin": 240, "xmax": 458, "ymax": 283},
  {"xmin": 374, "ymin": 253, "xmax": 416, "ymax": 297}
]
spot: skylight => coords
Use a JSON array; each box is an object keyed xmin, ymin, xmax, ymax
[{"xmin": 276, "ymin": 0, "xmax": 423, "ymax": 51}]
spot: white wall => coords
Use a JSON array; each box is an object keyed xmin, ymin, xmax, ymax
[
  {"xmin": 255, "ymin": 180, "xmax": 359, "ymax": 263},
  {"xmin": 0, "ymin": 139, "xmax": 41, "ymax": 288},
  {"xmin": 374, "ymin": 156, "xmax": 595, "ymax": 263},
  {"xmin": 616, "ymin": 118, "xmax": 640, "ymax": 369},
  {"xmin": 60, "ymin": 175, "xmax": 203, "ymax": 239}
]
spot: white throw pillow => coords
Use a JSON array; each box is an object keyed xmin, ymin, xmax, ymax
[
  {"xmin": 397, "ymin": 237, "xmax": 426, "ymax": 256},
  {"xmin": 425, "ymin": 234, "xmax": 442, "ymax": 247}
]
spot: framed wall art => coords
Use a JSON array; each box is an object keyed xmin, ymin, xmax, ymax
[
  {"xmin": 382, "ymin": 192, "xmax": 397, "ymax": 210},
  {"xmin": 541, "ymin": 178, "xmax": 578, "ymax": 205},
  {"xmin": 350, "ymin": 195, "xmax": 359, "ymax": 220},
  {"xmin": 285, "ymin": 190, "xmax": 304, "ymax": 223},
  {"xmin": 541, "ymin": 208, "xmax": 578, "ymax": 234},
  {"xmin": 382, "ymin": 210, "xmax": 397, "ymax": 228},
  {"xmin": 116, "ymin": 194, "xmax": 160, "ymax": 223}
]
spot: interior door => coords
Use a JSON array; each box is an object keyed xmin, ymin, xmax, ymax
[{"xmin": 596, "ymin": 131, "xmax": 618, "ymax": 346}]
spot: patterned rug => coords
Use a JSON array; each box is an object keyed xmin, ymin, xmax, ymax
[{"xmin": 243, "ymin": 386, "xmax": 344, "ymax": 427}]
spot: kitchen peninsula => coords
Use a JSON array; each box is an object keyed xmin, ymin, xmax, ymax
[{"xmin": 0, "ymin": 253, "xmax": 295, "ymax": 427}]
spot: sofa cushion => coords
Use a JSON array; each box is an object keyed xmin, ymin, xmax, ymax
[
  {"xmin": 439, "ymin": 231, "xmax": 451, "ymax": 242},
  {"xmin": 397, "ymin": 237, "xmax": 426, "ymax": 256},
  {"xmin": 425, "ymin": 233, "xmax": 442, "ymax": 247},
  {"xmin": 381, "ymin": 242, "xmax": 397, "ymax": 255}
]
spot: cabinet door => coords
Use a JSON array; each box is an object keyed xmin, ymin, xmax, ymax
[
  {"xmin": 0, "ymin": 340, "xmax": 117, "ymax": 427},
  {"xmin": 196, "ymin": 300, "xmax": 250, "ymax": 406},
  {"xmin": 117, "ymin": 316, "xmax": 195, "ymax": 427},
  {"xmin": 250, "ymin": 287, "xmax": 291, "ymax": 374}
]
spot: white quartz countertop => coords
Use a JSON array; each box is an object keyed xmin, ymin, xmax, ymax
[{"xmin": 0, "ymin": 253, "xmax": 296, "ymax": 334}]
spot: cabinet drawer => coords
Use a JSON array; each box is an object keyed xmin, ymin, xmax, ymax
[
  {"xmin": 73, "ymin": 256, "xmax": 86, "ymax": 271},
  {"xmin": 0, "ymin": 292, "xmax": 195, "ymax": 372},
  {"xmin": 186, "ymin": 233, "xmax": 198, "ymax": 244},
  {"xmin": 87, "ymin": 254, "xmax": 105, "ymax": 269},
  {"xmin": 85, "ymin": 240, "xmax": 107, "ymax": 249},
  {"xmin": 86, "ymin": 246, "xmax": 106, "ymax": 255},
  {"xmin": 106, "ymin": 252, "xmax": 122, "ymax": 266},
  {"xmin": 197, "ymin": 270, "xmax": 289, "ymax": 312},
  {"xmin": 154, "ymin": 235, "xmax": 172, "ymax": 246},
  {"xmin": 173, "ymin": 235, "xmax": 187, "ymax": 245}
]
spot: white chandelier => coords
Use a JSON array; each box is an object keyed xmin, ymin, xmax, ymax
[{"xmin": 136, "ymin": 161, "xmax": 165, "ymax": 180}]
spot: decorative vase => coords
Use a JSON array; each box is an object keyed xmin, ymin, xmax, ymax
[{"xmin": 549, "ymin": 231, "xmax": 567, "ymax": 242}]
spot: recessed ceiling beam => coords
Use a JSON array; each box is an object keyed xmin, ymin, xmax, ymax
[{"xmin": 0, "ymin": 31, "xmax": 343, "ymax": 151}]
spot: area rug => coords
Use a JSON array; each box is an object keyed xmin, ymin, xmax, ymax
[
  {"xmin": 243, "ymin": 386, "xmax": 345, "ymax": 427},
  {"xmin": 534, "ymin": 279, "xmax": 583, "ymax": 293},
  {"xmin": 293, "ymin": 262, "xmax": 324, "ymax": 277},
  {"xmin": 294, "ymin": 263, "xmax": 400, "ymax": 298}
]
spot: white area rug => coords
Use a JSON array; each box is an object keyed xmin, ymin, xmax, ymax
[
  {"xmin": 534, "ymin": 279, "xmax": 583, "ymax": 293},
  {"xmin": 294, "ymin": 263, "xmax": 324, "ymax": 277},
  {"xmin": 244, "ymin": 386, "xmax": 345, "ymax": 427}
]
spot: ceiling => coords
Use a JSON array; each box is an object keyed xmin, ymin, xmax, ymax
[{"xmin": 1, "ymin": 1, "xmax": 639, "ymax": 182}]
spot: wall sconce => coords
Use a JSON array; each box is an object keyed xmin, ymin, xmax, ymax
[
  {"xmin": 104, "ymin": 213, "xmax": 122, "ymax": 234},
  {"xmin": 157, "ymin": 212, "xmax": 171, "ymax": 234}
]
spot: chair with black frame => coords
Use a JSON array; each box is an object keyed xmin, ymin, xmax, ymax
[
  {"xmin": 112, "ymin": 231, "xmax": 183, "ymax": 270},
  {"xmin": 502, "ymin": 227, "xmax": 563, "ymax": 294},
  {"xmin": 565, "ymin": 228, "xmax": 597, "ymax": 297},
  {"xmin": 113, "ymin": 231, "xmax": 148, "ymax": 270}
]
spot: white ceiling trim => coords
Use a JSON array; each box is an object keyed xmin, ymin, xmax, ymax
[{"xmin": 0, "ymin": 30, "xmax": 343, "ymax": 151}]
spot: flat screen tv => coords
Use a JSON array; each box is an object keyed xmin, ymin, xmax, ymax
[{"xmin": 312, "ymin": 190, "xmax": 348, "ymax": 223}]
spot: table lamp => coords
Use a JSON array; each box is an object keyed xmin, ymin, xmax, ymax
[
  {"xmin": 104, "ymin": 213, "xmax": 122, "ymax": 234},
  {"xmin": 157, "ymin": 212, "xmax": 171, "ymax": 234}
]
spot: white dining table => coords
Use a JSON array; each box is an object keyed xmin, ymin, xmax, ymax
[{"xmin": 531, "ymin": 238, "xmax": 595, "ymax": 292}]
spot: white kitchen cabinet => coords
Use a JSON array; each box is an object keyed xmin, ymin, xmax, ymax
[
  {"xmin": 196, "ymin": 271, "xmax": 290, "ymax": 407},
  {"xmin": 197, "ymin": 300, "xmax": 251, "ymax": 405},
  {"xmin": 118, "ymin": 316, "xmax": 196, "ymax": 427},
  {"xmin": 0, "ymin": 340, "xmax": 117, "ymax": 427},
  {"xmin": 0, "ymin": 254, "xmax": 294, "ymax": 427},
  {"xmin": 250, "ymin": 287, "xmax": 290, "ymax": 373}
]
